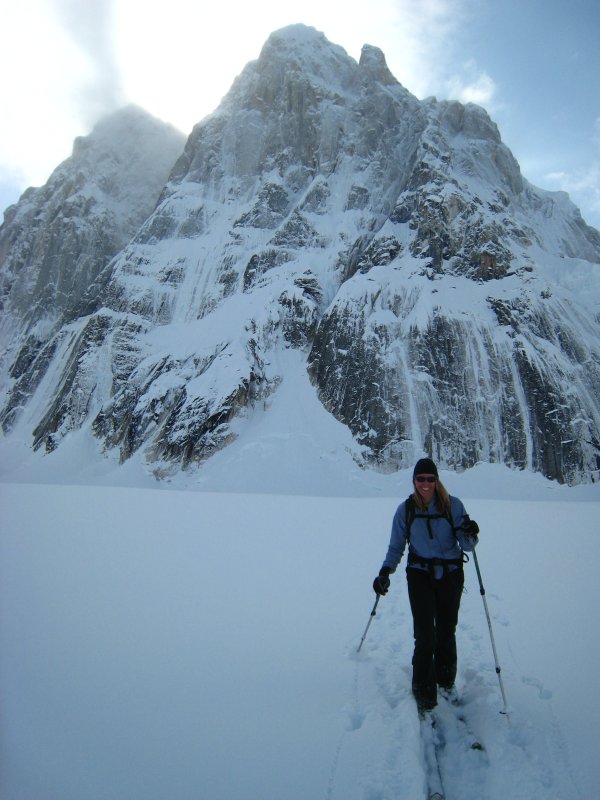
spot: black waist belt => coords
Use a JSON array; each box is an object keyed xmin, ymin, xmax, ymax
[{"xmin": 407, "ymin": 551, "xmax": 464, "ymax": 573}]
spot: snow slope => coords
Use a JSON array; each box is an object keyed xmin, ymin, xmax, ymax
[
  {"xmin": 1, "ymin": 475, "xmax": 598, "ymax": 799},
  {"xmin": 2, "ymin": 347, "xmax": 598, "ymax": 500}
]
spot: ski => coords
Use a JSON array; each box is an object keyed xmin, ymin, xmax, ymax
[
  {"xmin": 438, "ymin": 691, "xmax": 486, "ymax": 754},
  {"xmin": 419, "ymin": 709, "xmax": 446, "ymax": 800}
]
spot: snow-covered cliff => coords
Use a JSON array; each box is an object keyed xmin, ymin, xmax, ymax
[{"xmin": 1, "ymin": 25, "xmax": 599, "ymax": 484}]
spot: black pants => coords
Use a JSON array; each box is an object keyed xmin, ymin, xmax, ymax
[{"xmin": 407, "ymin": 566, "xmax": 464, "ymax": 710}]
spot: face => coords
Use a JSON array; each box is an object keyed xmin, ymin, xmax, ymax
[{"xmin": 414, "ymin": 474, "xmax": 437, "ymax": 503}]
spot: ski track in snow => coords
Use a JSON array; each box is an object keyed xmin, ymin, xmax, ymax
[{"xmin": 329, "ymin": 570, "xmax": 583, "ymax": 800}]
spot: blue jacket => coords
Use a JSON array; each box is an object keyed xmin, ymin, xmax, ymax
[{"xmin": 382, "ymin": 495, "xmax": 477, "ymax": 579}]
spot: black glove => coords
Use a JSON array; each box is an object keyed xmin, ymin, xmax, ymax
[
  {"xmin": 373, "ymin": 567, "xmax": 392, "ymax": 596},
  {"xmin": 461, "ymin": 516, "xmax": 480, "ymax": 537}
]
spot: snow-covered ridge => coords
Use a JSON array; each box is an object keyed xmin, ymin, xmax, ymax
[{"xmin": 0, "ymin": 24, "xmax": 599, "ymax": 488}]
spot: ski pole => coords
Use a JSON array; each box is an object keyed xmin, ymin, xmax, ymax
[
  {"xmin": 357, "ymin": 594, "xmax": 380, "ymax": 653},
  {"xmin": 472, "ymin": 548, "xmax": 510, "ymax": 717}
]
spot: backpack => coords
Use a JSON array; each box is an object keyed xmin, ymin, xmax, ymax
[{"xmin": 404, "ymin": 494, "xmax": 456, "ymax": 542}]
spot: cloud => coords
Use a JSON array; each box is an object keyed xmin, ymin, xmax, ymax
[
  {"xmin": 363, "ymin": 0, "xmax": 473, "ymax": 98},
  {"xmin": 49, "ymin": 0, "xmax": 124, "ymax": 125},
  {"xmin": 545, "ymin": 165, "xmax": 600, "ymax": 227},
  {"xmin": 543, "ymin": 118, "xmax": 600, "ymax": 228},
  {"xmin": 443, "ymin": 59, "xmax": 498, "ymax": 108},
  {"xmin": 0, "ymin": 2, "xmax": 95, "ymax": 190}
]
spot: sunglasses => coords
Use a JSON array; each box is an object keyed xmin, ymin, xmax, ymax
[{"xmin": 415, "ymin": 476, "xmax": 436, "ymax": 483}]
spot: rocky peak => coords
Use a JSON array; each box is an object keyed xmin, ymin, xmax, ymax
[
  {"xmin": 358, "ymin": 44, "xmax": 398, "ymax": 85},
  {"xmin": 256, "ymin": 24, "xmax": 355, "ymax": 84}
]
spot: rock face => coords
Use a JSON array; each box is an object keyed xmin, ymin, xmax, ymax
[
  {"xmin": 1, "ymin": 25, "xmax": 599, "ymax": 484},
  {"xmin": 0, "ymin": 106, "xmax": 185, "ymax": 431}
]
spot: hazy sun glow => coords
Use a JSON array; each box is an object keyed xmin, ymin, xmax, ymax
[{"xmin": 112, "ymin": 0, "xmax": 471, "ymax": 136}]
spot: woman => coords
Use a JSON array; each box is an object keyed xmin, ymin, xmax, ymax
[{"xmin": 372, "ymin": 458, "xmax": 479, "ymax": 713}]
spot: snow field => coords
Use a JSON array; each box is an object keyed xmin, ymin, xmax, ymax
[{"xmin": 1, "ymin": 482, "xmax": 598, "ymax": 799}]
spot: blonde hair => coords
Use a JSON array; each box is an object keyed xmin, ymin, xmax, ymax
[{"xmin": 412, "ymin": 478, "xmax": 451, "ymax": 516}]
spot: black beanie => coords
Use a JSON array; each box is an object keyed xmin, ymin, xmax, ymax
[{"xmin": 413, "ymin": 458, "xmax": 439, "ymax": 478}]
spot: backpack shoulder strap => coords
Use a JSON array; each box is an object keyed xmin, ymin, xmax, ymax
[{"xmin": 405, "ymin": 495, "xmax": 416, "ymax": 543}]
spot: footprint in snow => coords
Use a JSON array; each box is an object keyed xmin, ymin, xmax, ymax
[
  {"xmin": 522, "ymin": 675, "xmax": 553, "ymax": 699},
  {"xmin": 345, "ymin": 706, "xmax": 367, "ymax": 731}
]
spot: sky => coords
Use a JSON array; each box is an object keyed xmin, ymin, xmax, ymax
[{"xmin": 1, "ymin": 0, "xmax": 599, "ymax": 229}]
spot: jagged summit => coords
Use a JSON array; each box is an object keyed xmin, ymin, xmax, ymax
[
  {"xmin": 358, "ymin": 44, "xmax": 399, "ymax": 85},
  {"xmin": 69, "ymin": 104, "xmax": 185, "ymax": 202},
  {"xmin": 0, "ymin": 26, "xmax": 599, "ymax": 486},
  {"xmin": 258, "ymin": 23, "xmax": 353, "ymax": 71}
]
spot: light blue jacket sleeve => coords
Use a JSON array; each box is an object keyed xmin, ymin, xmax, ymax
[
  {"xmin": 451, "ymin": 496, "xmax": 479, "ymax": 552},
  {"xmin": 381, "ymin": 501, "xmax": 409, "ymax": 573}
]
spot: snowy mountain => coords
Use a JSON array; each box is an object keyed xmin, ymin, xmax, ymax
[{"xmin": 1, "ymin": 24, "xmax": 599, "ymax": 486}]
